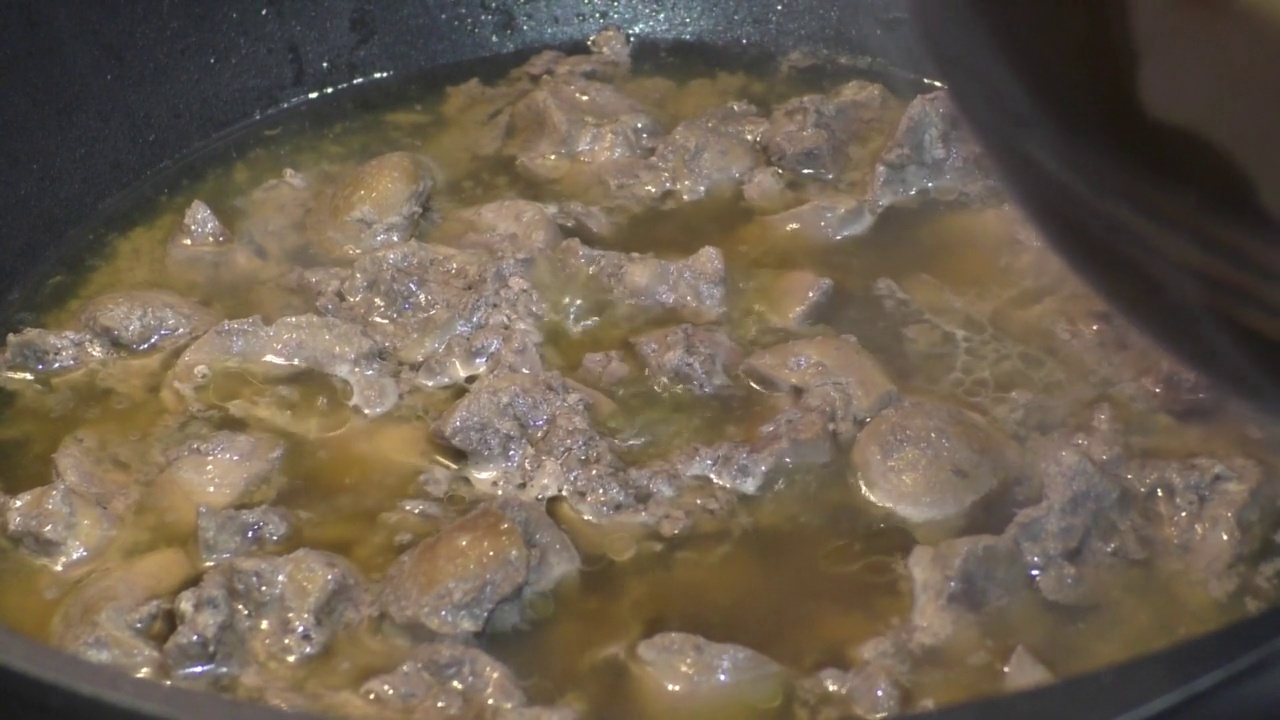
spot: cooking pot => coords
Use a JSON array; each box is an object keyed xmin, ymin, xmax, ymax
[{"xmin": 3, "ymin": 1, "xmax": 1280, "ymax": 718}]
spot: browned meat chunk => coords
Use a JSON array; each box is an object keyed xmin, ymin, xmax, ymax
[
  {"xmin": 578, "ymin": 350, "xmax": 633, "ymax": 389},
  {"xmin": 506, "ymin": 72, "xmax": 662, "ymax": 182},
  {"xmin": 170, "ymin": 314, "xmax": 399, "ymax": 418},
  {"xmin": 439, "ymin": 371, "xmax": 734, "ymax": 528},
  {"xmin": 309, "ymin": 242, "xmax": 544, "ymax": 387},
  {"xmin": 792, "ymin": 666, "xmax": 904, "ymax": 720},
  {"xmin": 308, "ymin": 151, "xmax": 435, "ymax": 259},
  {"xmin": 173, "ymin": 198, "xmax": 232, "ymax": 248},
  {"xmin": 763, "ymin": 79, "xmax": 896, "ymax": 181},
  {"xmin": 870, "ymin": 90, "xmax": 999, "ymax": 209},
  {"xmin": 756, "ymin": 405, "xmax": 840, "ymax": 467},
  {"xmin": 164, "ymin": 548, "xmax": 366, "ymax": 686},
  {"xmin": 2, "ymin": 329, "xmax": 112, "ymax": 376},
  {"xmin": 629, "ymin": 324, "xmax": 743, "ymax": 396},
  {"xmin": 630, "ymin": 632, "xmax": 787, "ymax": 710},
  {"xmin": 1038, "ymin": 303, "xmax": 1220, "ymax": 419},
  {"xmin": 378, "ymin": 497, "xmax": 581, "ymax": 630},
  {"xmin": 153, "ymin": 430, "xmax": 286, "ymax": 525},
  {"xmin": 1007, "ymin": 419, "xmax": 1147, "ymax": 606},
  {"xmin": 167, "ymin": 200, "xmax": 271, "ymax": 290},
  {"xmin": 5, "ymin": 431, "xmax": 141, "ymax": 570},
  {"xmin": 377, "ymin": 506, "xmax": 530, "ymax": 635},
  {"xmin": 1129, "ymin": 457, "xmax": 1276, "ymax": 600},
  {"xmin": 196, "ymin": 505, "xmax": 294, "ymax": 565},
  {"xmin": 623, "ymin": 463, "xmax": 740, "ymax": 537},
  {"xmin": 4, "ymin": 290, "xmax": 215, "ymax": 377},
  {"xmin": 544, "ymin": 201, "xmax": 616, "ymax": 243},
  {"xmin": 744, "ymin": 335, "xmax": 898, "ymax": 444},
  {"xmin": 437, "ymin": 372, "xmax": 632, "ymax": 520},
  {"xmin": 484, "ymin": 498, "xmax": 581, "ymax": 632},
  {"xmin": 443, "ymin": 199, "xmax": 564, "ymax": 255},
  {"xmin": 755, "ymin": 269, "xmax": 834, "ymax": 330},
  {"xmin": 78, "ymin": 290, "xmax": 217, "ymax": 353},
  {"xmin": 51, "ymin": 548, "xmax": 197, "ymax": 678},
  {"xmin": 906, "ymin": 534, "xmax": 1031, "ymax": 650},
  {"xmin": 852, "ymin": 399, "xmax": 1018, "ymax": 527},
  {"xmin": 524, "ymin": 26, "xmax": 632, "ymax": 82},
  {"xmin": 676, "ymin": 442, "xmax": 774, "ymax": 496},
  {"xmin": 742, "ymin": 166, "xmax": 794, "ymax": 212},
  {"xmin": 653, "ymin": 101, "xmax": 767, "ymax": 201},
  {"xmin": 763, "ymin": 194, "xmax": 880, "ymax": 242},
  {"xmin": 361, "ymin": 642, "xmax": 531, "ymax": 717},
  {"xmin": 556, "ymin": 239, "xmax": 727, "ymax": 325}
]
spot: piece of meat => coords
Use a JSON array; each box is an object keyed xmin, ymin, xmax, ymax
[
  {"xmin": 51, "ymin": 548, "xmax": 197, "ymax": 678},
  {"xmin": 308, "ymin": 242, "xmax": 544, "ymax": 387},
  {"xmin": 1035, "ymin": 302, "xmax": 1221, "ymax": 419},
  {"xmin": 581, "ymin": 157, "xmax": 674, "ymax": 214},
  {"xmin": 307, "ymin": 151, "xmax": 436, "ymax": 260},
  {"xmin": 630, "ymin": 632, "xmax": 787, "ymax": 708},
  {"xmin": 556, "ymin": 239, "xmax": 727, "ymax": 325},
  {"xmin": 754, "ymin": 404, "xmax": 840, "ymax": 468},
  {"xmin": 763, "ymin": 79, "xmax": 897, "ymax": 181},
  {"xmin": 167, "ymin": 200, "xmax": 273, "ymax": 292},
  {"xmin": 677, "ymin": 442, "xmax": 774, "ymax": 496},
  {"xmin": 164, "ymin": 548, "xmax": 366, "ymax": 686},
  {"xmin": 3, "ymin": 290, "xmax": 215, "ymax": 378},
  {"xmin": 437, "ymin": 372, "xmax": 635, "ymax": 521},
  {"xmin": 6, "ymin": 485, "xmax": 116, "ymax": 571},
  {"xmin": 443, "ymin": 199, "xmax": 564, "ymax": 255},
  {"xmin": 623, "ymin": 463, "xmax": 740, "ymax": 537},
  {"xmin": 5, "ymin": 430, "xmax": 141, "ymax": 570},
  {"xmin": 77, "ymin": 290, "xmax": 217, "ymax": 354},
  {"xmin": 1006, "ymin": 425, "xmax": 1147, "ymax": 606},
  {"xmin": 169, "ymin": 314, "xmax": 399, "ymax": 418},
  {"xmin": 1003, "ymin": 645, "xmax": 1054, "ymax": 692},
  {"xmin": 376, "ymin": 506, "xmax": 530, "ymax": 635},
  {"xmin": 763, "ymin": 194, "xmax": 880, "ymax": 242},
  {"xmin": 1, "ymin": 329, "xmax": 113, "ymax": 376},
  {"xmin": 674, "ymin": 402, "xmax": 846, "ymax": 495},
  {"xmin": 506, "ymin": 73, "xmax": 663, "ymax": 181},
  {"xmin": 152, "ymin": 430, "xmax": 286, "ymax": 529},
  {"xmin": 792, "ymin": 666, "xmax": 904, "ymax": 720},
  {"xmin": 519, "ymin": 26, "xmax": 632, "ymax": 83},
  {"xmin": 196, "ymin": 506, "xmax": 294, "ymax": 565},
  {"xmin": 439, "ymin": 372, "xmax": 725, "ymax": 528},
  {"xmin": 653, "ymin": 101, "xmax": 767, "ymax": 201},
  {"xmin": 550, "ymin": 26, "xmax": 632, "ymax": 81},
  {"xmin": 173, "ymin": 198, "xmax": 232, "ymax": 248},
  {"xmin": 484, "ymin": 498, "xmax": 581, "ymax": 632},
  {"xmin": 577, "ymin": 350, "xmax": 634, "ymax": 389},
  {"xmin": 743, "ymin": 335, "xmax": 898, "ymax": 444},
  {"xmin": 742, "ymin": 166, "xmax": 794, "ymax": 212},
  {"xmin": 1128, "ymin": 456, "xmax": 1276, "ymax": 600},
  {"xmin": 361, "ymin": 642, "xmax": 530, "ymax": 716},
  {"xmin": 629, "ymin": 324, "xmax": 743, "ymax": 396},
  {"xmin": 544, "ymin": 201, "xmax": 616, "ymax": 244},
  {"xmin": 906, "ymin": 534, "xmax": 1031, "ymax": 650},
  {"xmin": 870, "ymin": 90, "xmax": 999, "ymax": 209},
  {"xmin": 755, "ymin": 270, "xmax": 834, "ymax": 330},
  {"xmin": 852, "ymin": 399, "xmax": 1018, "ymax": 527}
]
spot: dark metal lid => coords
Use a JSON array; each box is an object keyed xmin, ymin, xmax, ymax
[{"xmin": 909, "ymin": 1, "xmax": 1280, "ymax": 415}]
